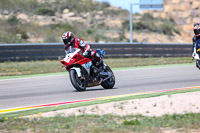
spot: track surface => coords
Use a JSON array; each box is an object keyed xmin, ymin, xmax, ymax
[{"xmin": 0, "ymin": 65, "xmax": 199, "ymax": 110}]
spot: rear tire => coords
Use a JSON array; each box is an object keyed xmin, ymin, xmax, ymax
[
  {"xmin": 101, "ymin": 66, "xmax": 115, "ymax": 89},
  {"xmin": 69, "ymin": 69, "xmax": 86, "ymax": 91}
]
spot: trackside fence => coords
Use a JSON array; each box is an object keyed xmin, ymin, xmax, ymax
[{"xmin": 0, "ymin": 43, "xmax": 192, "ymax": 62}]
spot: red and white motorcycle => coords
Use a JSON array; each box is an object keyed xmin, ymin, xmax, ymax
[{"xmin": 60, "ymin": 48, "xmax": 115, "ymax": 91}]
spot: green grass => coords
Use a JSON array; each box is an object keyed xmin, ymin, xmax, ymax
[
  {"xmin": 0, "ymin": 113, "xmax": 200, "ymax": 132},
  {"xmin": 0, "ymin": 60, "xmax": 65, "ymax": 76},
  {"xmin": 0, "ymin": 57, "xmax": 193, "ymax": 77}
]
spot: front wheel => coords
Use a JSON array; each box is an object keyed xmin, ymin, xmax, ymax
[
  {"xmin": 196, "ymin": 60, "xmax": 200, "ymax": 69},
  {"xmin": 69, "ymin": 69, "xmax": 86, "ymax": 91},
  {"xmin": 101, "ymin": 66, "xmax": 115, "ymax": 89}
]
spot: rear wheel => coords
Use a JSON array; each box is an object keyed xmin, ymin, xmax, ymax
[
  {"xmin": 69, "ymin": 69, "xmax": 86, "ymax": 91},
  {"xmin": 101, "ymin": 66, "xmax": 115, "ymax": 89}
]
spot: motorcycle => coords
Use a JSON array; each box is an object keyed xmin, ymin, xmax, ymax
[
  {"xmin": 192, "ymin": 40, "xmax": 200, "ymax": 69},
  {"xmin": 60, "ymin": 48, "xmax": 115, "ymax": 91}
]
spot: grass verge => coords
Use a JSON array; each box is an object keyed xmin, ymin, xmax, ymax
[
  {"xmin": 0, "ymin": 86, "xmax": 200, "ymax": 133},
  {"xmin": 0, "ymin": 57, "xmax": 194, "ymax": 77},
  {"xmin": 0, "ymin": 63, "xmax": 194, "ymax": 80},
  {"xmin": 1, "ymin": 113, "xmax": 200, "ymax": 133}
]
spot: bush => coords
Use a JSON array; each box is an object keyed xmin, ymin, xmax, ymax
[
  {"xmin": 34, "ymin": 8, "xmax": 55, "ymax": 16},
  {"xmin": 49, "ymin": 23, "xmax": 74, "ymax": 31},
  {"xmin": 122, "ymin": 13, "xmax": 179, "ymax": 36},
  {"xmin": 7, "ymin": 16, "xmax": 19, "ymax": 25},
  {"xmin": 20, "ymin": 31, "xmax": 29, "ymax": 40},
  {"xmin": 0, "ymin": 32, "xmax": 25, "ymax": 43},
  {"xmin": 0, "ymin": 0, "xmax": 39, "ymax": 14},
  {"xmin": 95, "ymin": 1, "xmax": 110, "ymax": 10},
  {"xmin": 86, "ymin": 29, "xmax": 93, "ymax": 34},
  {"xmin": 60, "ymin": 0, "xmax": 110, "ymax": 13}
]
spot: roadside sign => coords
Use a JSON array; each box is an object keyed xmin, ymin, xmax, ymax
[
  {"xmin": 129, "ymin": 0, "xmax": 163, "ymax": 43},
  {"xmin": 140, "ymin": 0, "xmax": 163, "ymax": 10}
]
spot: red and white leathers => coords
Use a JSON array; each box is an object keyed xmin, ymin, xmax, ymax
[
  {"xmin": 64, "ymin": 37, "xmax": 100, "ymax": 61},
  {"xmin": 65, "ymin": 37, "xmax": 90, "ymax": 55},
  {"xmin": 62, "ymin": 31, "xmax": 100, "ymax": 62}
]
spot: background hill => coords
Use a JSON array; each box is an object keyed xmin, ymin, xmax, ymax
[
  {"xmin": 0, "ymin": 0, "xmax": 195, "ymax": 44},
  {"xmin": 143, "ymin": 0, "xmax": 200, "ymax": 44}
]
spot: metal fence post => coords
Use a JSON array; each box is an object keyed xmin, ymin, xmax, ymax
[{"xmin": 129, "ymin": 3, "xmax": 133, "ymax": 43}]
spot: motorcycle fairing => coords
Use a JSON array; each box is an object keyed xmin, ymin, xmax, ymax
[
  {"xmin": 71, "ymin": 67, "xmax": 82, "ymax": 77},
  {"xmin": 81, "ymin": 61, "xmax": 92, "ymax": 74},
  {"xmin": 72, "ymin": 57, "xmax": 92, "ymax": 74},
  {"xmin": 74, "ymin": 58, "xmax": 91, "ymax": 65}
]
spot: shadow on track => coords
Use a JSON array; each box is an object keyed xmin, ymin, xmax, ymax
[{"xmin": 72, "ymin": 87, "xmax": 118, "ymax": 92}]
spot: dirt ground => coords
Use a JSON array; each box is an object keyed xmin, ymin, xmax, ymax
[{"xmin": 30, "ymin": 91, "xmax": 200, "ymax": 117}]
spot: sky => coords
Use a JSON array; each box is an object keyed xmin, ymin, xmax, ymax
[{"xmin": 96, "ymin": 0, "xmax": 163, "ymax": 13}]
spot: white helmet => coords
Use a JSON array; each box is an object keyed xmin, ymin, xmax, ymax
[{"xmin": 62, "ymin": 31, "xmax": 75, "ymax": 46}]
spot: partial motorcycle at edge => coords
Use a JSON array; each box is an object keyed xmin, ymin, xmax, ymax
[{"xmin": 192, "ymin": 40, "xmax": 200, "ymax": 70}]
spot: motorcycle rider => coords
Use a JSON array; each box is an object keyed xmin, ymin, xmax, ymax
[
  {"xmin": 62, "ymin": 31, "xmax": 101, "ymax": 67},
  {"xmin": 192, "ymin": 23, "xmax": 200, "ymax": 55},
  {"xmin": 192, "ymin": 23, "xmax": 200, "ymax": 69}
]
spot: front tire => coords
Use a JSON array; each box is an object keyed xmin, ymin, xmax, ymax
[
  {"xmin": 101, "ymin": 66, "xmax": 115, "ymax": 89},
  {"xmin": 69, "ymin": 69, "xmax": 86, "ymax": 91}
]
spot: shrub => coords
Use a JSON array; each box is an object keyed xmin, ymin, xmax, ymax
[
  {"xmin": 86, "ymin": 29, "xmax": 93, "ymax": 34},
  {"xmin": 60, "ymin": 0, "xmax": 110, "ymax": 13},
  {"xmin": 95, "ymin": 1, "xmax": 110, "ymax": 10},
  {"xmin": 20, "ymin": 31, "xmax": 29, "ymax": 40},
  {"xmin": 123, "ymin": 119, "xmax": 141, "ymax": 125},
  {"xmin": 122, "ymin": 13, "xmax": 179, "ymax": 36},
  {"xmin": 7, "ymin": 16, "xmax": 19, "ymax": 25},
  {"xmin": 95, "ymin": 34, "xmax": 100, "ymax": 42},
  {"xmin": 0, "ymin": 0, "xmax": 39, "ymax": 14},
  {"xmin": 49, "ymin": 23, "xmax": 75, "ymax": 31},
  {"xmin": 0, "ymin": 32, "xmax": 25, "ymax": 43},
  {"xmin": 122, "ymin": 20, "xmax": 129, "ymax": 30},
  {"xmin": 34, "ymin": 8, "xmax": 55, "ymax": 16}
]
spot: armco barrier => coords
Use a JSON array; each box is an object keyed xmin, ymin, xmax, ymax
[{"xmin": 0, "ymin": 43, "xmax": 192, "ymax": 62}]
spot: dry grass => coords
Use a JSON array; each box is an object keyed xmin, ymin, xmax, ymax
[
  {"xmin": 0, "ymin": 57, "xmax": 193, "ymax": 77},
  {"xmin": 0, "ymin": 114, "xmax": 200, "ymax": 133}
]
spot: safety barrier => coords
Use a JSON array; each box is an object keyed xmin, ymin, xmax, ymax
[{"xmin": 0, "ymin": 43, "xmax": 192, "ymax": 62}]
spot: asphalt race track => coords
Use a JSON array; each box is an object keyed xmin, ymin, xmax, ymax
[{"xmin": 0, "ymin": 65, "xmax": 199, "ymax": 110}]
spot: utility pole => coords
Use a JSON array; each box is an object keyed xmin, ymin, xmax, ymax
[{"xmin": 129, "ymin": 3, "xmax": 133, "ymax": 43}]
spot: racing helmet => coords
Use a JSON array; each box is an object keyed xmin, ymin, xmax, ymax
[
  {"xmin": 193, "ymin": 23, "xmax": 200, "ymax": 37},
  {"xmin": 62, "ymin": 31, "xmax": 75, "ymax": 46}
]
